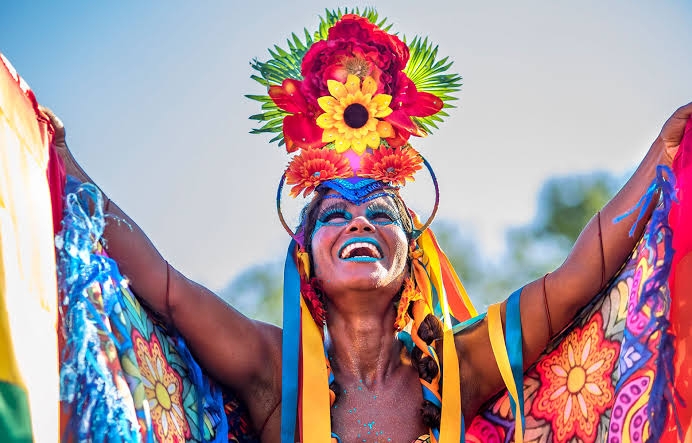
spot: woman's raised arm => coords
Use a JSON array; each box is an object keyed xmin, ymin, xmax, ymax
[
  {"xmin": 44, "ymin": 108, "xmax": 282, "ymax": 432},
  {"xmin": 456, "ymin": 102, "xmax": 692, "ymax": 418}
]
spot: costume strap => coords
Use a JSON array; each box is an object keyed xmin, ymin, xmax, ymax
[{"xmin": 487, "ymin": 302, "xmax": 524, "ymax": 443}]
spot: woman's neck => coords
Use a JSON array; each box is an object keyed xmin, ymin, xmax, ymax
[{"xmin": 325, "ymin": 297, "xmax": 403, "ymax": 387}]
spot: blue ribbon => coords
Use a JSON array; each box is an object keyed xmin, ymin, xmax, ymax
[
  {"xmin": 281, "ymin": 241, "xmax": 300, "ymax": 443},
  {"xmin": 396, "ymin": 331, "xmax": 415, "ymax": 353},
  {"xmin": 451, "ymin": 313, "xmax": 486, "ymax": 334},
  {"xmin": 422, "ymin": 385, "xmax": 442, "ymax": 408},
  {"xmin": 506, "ymin": 288, "xmax": 525, "ymax": 433}
]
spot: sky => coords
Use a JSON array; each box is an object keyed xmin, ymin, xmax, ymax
[{"xmin": 2, "ymin": 1, "xmax": 692, "ymax": 292}]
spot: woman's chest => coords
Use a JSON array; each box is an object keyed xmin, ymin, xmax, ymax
[{"xmin": 330, "ymin": 377, "xmax": 428, "ymax": 443}]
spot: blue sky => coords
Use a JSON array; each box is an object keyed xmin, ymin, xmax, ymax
[{"xmin": 3, "ymin": 1, "xmax": 691, "ymax": 291}]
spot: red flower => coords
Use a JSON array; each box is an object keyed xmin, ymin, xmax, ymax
[
  {"xmin": 359, "ymin": 145, "xmax": 423, "ymax": 186},
  {"xmin": 329, "ymin": 15, "xmax": 409, "ymax": 73},
  {"xmin": 269, "ymin": 78, "xmax": 325, "ymax": 152},
  {"xmin": 285, "ymin": 149, "xmax": 353, "ymax": 197},
  {"xmin": 385, "ymin": 73, "xmax": 444, "ymax": 146},
  {"xmin": 300, "ymin": 15, "xmax": 409, "ymax": 106}
]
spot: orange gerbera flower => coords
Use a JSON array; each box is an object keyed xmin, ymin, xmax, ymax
[
  {"xmin": 285, "ymin": 149, "xmax": 353, "ymax": 197},
  {"xmin": 359, "ymin": 145, "xmax": 423, "ymax": 186}
]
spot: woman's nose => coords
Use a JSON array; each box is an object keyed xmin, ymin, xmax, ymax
[{"xmin": 348, "ymin": 216, "xmax": 374, "ymax": 233}]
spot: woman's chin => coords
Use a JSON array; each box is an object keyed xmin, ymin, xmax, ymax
[{"xmin": 322, "ymin": 269, "xmax": 404, "ymax": 297}]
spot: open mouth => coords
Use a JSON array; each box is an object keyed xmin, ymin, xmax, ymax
[{"xmin": 338, "ymin": 238, "xmax": 383, "ymax": 261}]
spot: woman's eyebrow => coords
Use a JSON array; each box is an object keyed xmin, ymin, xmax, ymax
[
  {"xmin": 318, "ymin": 199, "xmax": 349, "ymax": 214},
  {"xmin": 367, "ymin": 198, "xmax": 398, "ymax": 211}
]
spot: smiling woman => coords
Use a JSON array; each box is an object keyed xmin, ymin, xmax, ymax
[{"xmin": 3, "ymin": 5, "xmax": 692, "ymax": 443}]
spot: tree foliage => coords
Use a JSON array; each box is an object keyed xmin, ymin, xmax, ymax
[{"xmin": 218, "ymin": 262, "xmax": 283, "ymax": 325}]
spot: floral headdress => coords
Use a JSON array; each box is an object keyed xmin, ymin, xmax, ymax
[
  {"xmin": 249, "ymin": 8, "xmax": 461, "ymax": 202},
  {"xmin": 249, "ymin": 9, "xmax": 475, "ymax": 443}
]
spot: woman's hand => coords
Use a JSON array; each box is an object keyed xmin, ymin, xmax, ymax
[
  {"xmin": 39, "ymin": 105, "xmax": 66, "ymax": 153},
  {"xmin": 39, "ymin": 105, "xmax": 91, "ymax": 183},
  {"xmin": 659, "ymin": 101, "xmax": 692, "ymax": 165}
]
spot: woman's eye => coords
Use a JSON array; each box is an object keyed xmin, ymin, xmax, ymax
[
  {"xmin": 321, "ymin": 211, "xmax": 348, "ymax": 223},
  {"xmin": 370, "ymin": 211, "xmax": 394, "ymax": 222}
]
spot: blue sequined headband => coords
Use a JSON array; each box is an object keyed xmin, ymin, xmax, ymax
[{"xmin": 276, "ymin": 156, "xmax": 440, "ymax": 247}]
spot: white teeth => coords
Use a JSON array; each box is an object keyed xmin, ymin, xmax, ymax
[{"xmin": 340, "ymin": 242, "xmax": 381, "ymax": 259}]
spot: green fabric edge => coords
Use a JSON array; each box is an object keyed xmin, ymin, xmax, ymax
[{"xmin": 0, "ymin": 380, "xmax": 33, "ymax": 443}]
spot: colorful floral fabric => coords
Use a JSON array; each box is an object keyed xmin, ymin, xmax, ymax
[
  {"xmin": 55, "ymin": 199, "xmax": 259, "ymax": 443},
  {"xmin": 108, "ymin": 278, "xmax": 260, "ymax": 443},
  {"xmin": 466, "ymin": 227, "xmax": 670, "ymax": 442}
]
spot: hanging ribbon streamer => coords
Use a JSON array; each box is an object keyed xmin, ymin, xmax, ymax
[
  {"xmin": 487, "ymin": 302, "xmax": 524, "ymax": 443},
  {"xmin": 417, "ymin": 229, "xmax": 462, "ymax": 443},
  {"xmin": 281, "ymin": 241, "xmax": 301, "ymax": 443}
]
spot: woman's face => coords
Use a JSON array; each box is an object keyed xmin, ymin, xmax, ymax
[{"xmin": 310, "ymin": 192, "xmax": 409, "ymax": 299}]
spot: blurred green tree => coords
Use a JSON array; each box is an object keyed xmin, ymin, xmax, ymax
[
  {"xmin": 470, "ymin": 171, "xmax": 622, "ymax": 309},
  {"xmin": 219, "ymin": 262, "xmax": 283, "ymax": 325}
]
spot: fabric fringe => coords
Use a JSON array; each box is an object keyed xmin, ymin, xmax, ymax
[
  {"xmin": 56, "ymin": 178, "xmax": 140, "ymax": 442},
  {"xmin": 617, "ymin": 166, "xmax": 681, "ymax": 442}
]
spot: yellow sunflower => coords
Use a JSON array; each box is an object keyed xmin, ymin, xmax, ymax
[{"xmin": 316, "ymin": 74, "xmax": 394, "ymax": 155}]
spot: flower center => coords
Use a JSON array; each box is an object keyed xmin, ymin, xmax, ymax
[
  {"xmin": 343, "ymin": 103, "xmax": 369, "ymax": 128},
  {"xmin": 155, "ymin": 382, "xmax": 172, "ymax": 410},
  {"xmin": 343, "ymin": 57, "xmax": 371, "ymax": 78},
  {"xmin": 566, "ymin": 366, "xmax": 586, "ymax": 394}
]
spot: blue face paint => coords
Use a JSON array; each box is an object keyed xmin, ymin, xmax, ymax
[
  {"xmin": 314, "ymin": 201, "xmax": 352, "ymax": 235},
  {"xmin": 364, "ymin": 201, "xmax": 403, "ymax": 228},
  {"xmin": 312, "ymin": 198, "xmax": 404, "ymax": 239}
]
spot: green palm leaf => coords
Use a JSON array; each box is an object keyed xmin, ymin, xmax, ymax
[{"xmin": 403, "ymin": 36, "xmax": 463, "ymax": 136}]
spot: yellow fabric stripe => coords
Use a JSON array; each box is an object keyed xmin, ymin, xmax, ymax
[
  {"xmin": 0, "ymin": 55, "xmax": 59, "ymax": 443},
  {"xmin": 0, "ymin": 208, "xmax": 22, "ymax": 386},
  {"xmin": 300, "ymin": 297, "xmax": 331, "ymax": 442},
  {"xmin": 487, "ymin": 303, "xmax": 523, "ymax": 443},
  {"xmin": 418, "ymin": 231, "xmax": 461, "ymax": 443}
]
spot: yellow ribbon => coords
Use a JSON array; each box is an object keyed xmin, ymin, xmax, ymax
[
  {"xmin": 417, "ymin": 230, "xmax": 462, "ymax": 443},
  {"xmin": 487, "ymin": 303, "xmax": 524, "ymax": 443},
  {"xmin": 299, "ymin": 297, "xmax": 331, "ymax": 442}
]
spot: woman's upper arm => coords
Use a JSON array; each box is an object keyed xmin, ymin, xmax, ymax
[
  {"xmin": 455, "ymin": 267, "xmax": 599, "ymax": 417},
  {"xmin": 167, "ymin": 267, "xmax": 282, "ymax": 400},
  {"xmin": 454, "ymin": 278, "xmax": 559, "ymax": 417}
]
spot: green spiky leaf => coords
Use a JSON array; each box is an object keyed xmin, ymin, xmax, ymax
[{"xmin": 403, "ymin": 36, "xmax": 463, "ymax": 136}]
